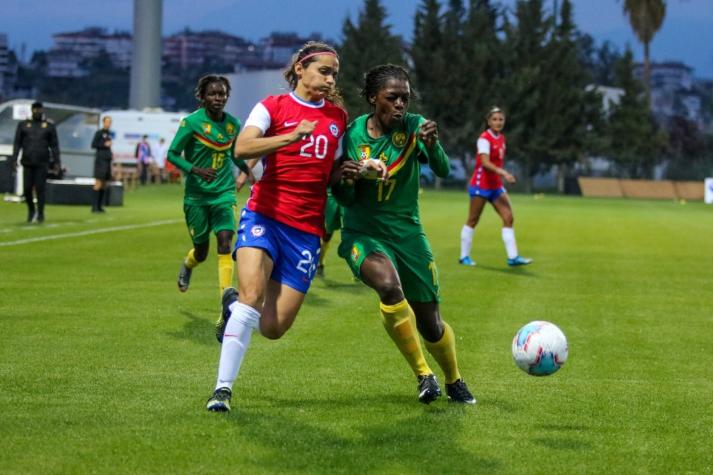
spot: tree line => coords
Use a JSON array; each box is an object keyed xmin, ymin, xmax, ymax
[{"xmin": 339, "ymin": 0, "xmax": 710, "ymax": 188}]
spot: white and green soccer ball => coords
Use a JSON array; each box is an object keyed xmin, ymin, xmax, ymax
[{"xmin": 512, "ymin": 321, "xmax": 568, "ymax": 376}]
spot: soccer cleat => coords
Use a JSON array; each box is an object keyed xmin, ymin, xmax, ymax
[
  {"xmin": 177, "ymin": 261, "xmax": 193, "ymax": 292},
  {"xmin": 216, "ymin": 287, "xmax": 238, "ymax": 343},
  {"xmin": 507, "ymin": 255, "xmax": 533, "ymax": 267},
  {"xmin": 417, "ymin": 374, "xmax": 442, "ymax": 404},
  {"xmin": 445, "ymin": 379, "xmax": 476, "ymax": 405},
  {"xmin": 206, "ymin": 387, "xmax": 232, "ymax": 412},
  {"xmin": 459, "ymin": 256, "xmax": 476, "ymax": 266}
]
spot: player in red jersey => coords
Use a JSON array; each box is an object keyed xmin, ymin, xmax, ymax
[
  {"xmin": 459, "ymin": 107, "xmax": 532, "ymax": 267},
  {"xmin": 206, "ymin": 41, "xmax": 385, "ymax": 412}
]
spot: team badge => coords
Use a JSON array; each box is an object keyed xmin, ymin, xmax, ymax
[
  {"xmin": 250, "ymin": 225, "xmax": 265, "ymax": 237},
  {"xmin": 180, "ymin": 119, "xmax": 187, "ymax": 128},
  {"xmin": 203, "ymin": 123, "xmax": 212, "ymax": 135},
  {"xmin": 351, "ymin": 245, "xmax": 360, "ymax": 263},
  {"xmin": 392, "ymin": 131, "xmax": 407, "ymax": 148},
  {"xmin": 329, "ymin": 123, "xmax": 340, "ymax": 137},
  {"xmin": 226, "ymin": 123, "xmax": 235, "ymax": 135},
  {"xmin": 358, "ymin": 145, "xmax": 371, "ymax": 160},
  {"xmin": 41, "ymin": 122, "xmax": 48, "ymax": 128}
]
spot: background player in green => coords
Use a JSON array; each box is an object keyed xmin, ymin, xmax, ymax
[
  {"xmin": 168, "ymin": 75, "xmax": 248, "ymax": 336},
  {"xmin": 316, "ymin": 188, "xmax": 343, "ymax": 277},
  {"xmin": 334, "ymin": 64, "xmax": 475, "ymax": 404}
]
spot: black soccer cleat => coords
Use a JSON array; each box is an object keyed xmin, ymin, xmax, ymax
[
  {"xmin": 417, "ymin": 374, "xmax": 442, "ymax": 404},
  {"xmin": 216, "ymin": 287, "xmax": 238, "ymax": 343},
  {"xmin": 206, "ymin": 387, "xmax": 232, "ymax": 412},
  {"xmin": 445, "ymin": 379, "xmax": 476, "ymax": 405},
  {"xmin": 177, "ymin": 261, "xmax": 192, "ymax": 292}
]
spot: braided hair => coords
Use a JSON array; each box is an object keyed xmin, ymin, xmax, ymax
[
  {"xmin": 360, "ymin": 64, "xmax": 417, "ymax": 106},
  {"xmin": 284, "ymin": 41, "xmax": 344, "ymax": 108},
  {"xmin": 194, "ymin": 74, "xmax": 231, "ymax": 105}
]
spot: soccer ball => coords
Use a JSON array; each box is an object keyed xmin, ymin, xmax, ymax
[{"xmin": 512, "ymin": 321, "xmax": 568, "ymax": 376}]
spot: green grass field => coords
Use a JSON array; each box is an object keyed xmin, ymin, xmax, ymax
[{"xmin": 1, "ymin": 185, "xmax": 712, "ymax": 474}]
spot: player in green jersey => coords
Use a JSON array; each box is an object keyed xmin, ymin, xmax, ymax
[
  {"xmin": 334, "ymin": 64, "xmax": 475, "ymax": 404},
  {"xmin": 168, "ymin": 75, "xmax": 249, "ymax": 338},
  {"xmin": 316, "ymin": 188, "xmax": 343, "ymax": 277}
]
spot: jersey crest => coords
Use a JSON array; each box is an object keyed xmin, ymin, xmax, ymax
[
  {"xmin": 329, "ymin": 123, "xmax": 340, "ymax": 137},
  {"xmin": 202, "ymin": 123, "xmax": 212, "ymax": 135},
  {"xmin": 392, "ymin": 131, "xmax": 407, "ymax": 148}
]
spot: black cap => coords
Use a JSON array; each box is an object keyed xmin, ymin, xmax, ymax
[{"xmin": 31, "ymin": 101, "xmax": 43, "ymax": 109}]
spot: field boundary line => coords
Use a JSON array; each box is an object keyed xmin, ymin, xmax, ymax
[{"xmin": 0, "ymin": 219, "xmax": 182, "ymax": 247}]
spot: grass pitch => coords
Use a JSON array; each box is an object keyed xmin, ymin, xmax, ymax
[{"xmin": 1, "ymin": 185, "xmax": 712, "ymax": 474}]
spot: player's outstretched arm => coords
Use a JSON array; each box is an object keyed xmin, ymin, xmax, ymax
[{"xmin": 235, "ymin": 121, "xmax": 316, "ymax": 159}]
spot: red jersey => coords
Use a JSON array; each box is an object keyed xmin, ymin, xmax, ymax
[
  {"xmin": 469, "ymin": 129, "xmax": 506, "ymax": 190},
  {"xmin": 246, "ymin": 93, "xmax": 347, "ymax": 236}
]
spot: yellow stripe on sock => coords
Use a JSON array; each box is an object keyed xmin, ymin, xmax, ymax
[
  {"xmin": 185, "ymin": 248, "xmax": 199, "ymax": 269},
  {"xmin": 379, "ymin": 300, "xmax": 431, "ymax": 377},
  {"xmin": 423, "ymin": 322, "xmax": 461, "ymax": 384},
  {"xmin": 218, "ymin": 253, "xmax": 234, "ymax": 295}
]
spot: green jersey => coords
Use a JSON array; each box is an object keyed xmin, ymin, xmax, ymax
[
  {"xmin": 338, "ymin": 113, "xmax": 450, "ymax": 239},
  {"xmin": 168, "ymin": 108, "xmax": 244, "ymax": 205}
]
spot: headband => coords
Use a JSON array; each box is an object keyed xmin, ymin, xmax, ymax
[{"xmin": 299, "ymin": 50, "xmax": 337, "ymax": 64}]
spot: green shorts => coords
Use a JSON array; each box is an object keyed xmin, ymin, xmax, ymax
[
  {"xmin": 338, "ymin": 230, "xmax": 440, "ymax": 303},
  {"xmin": 184, "ymin": 202, "xmax": 237, "ymax": 244},
  {"xmin": 324, "ymin": 194, "xmax": 342, "ymax": 235}
]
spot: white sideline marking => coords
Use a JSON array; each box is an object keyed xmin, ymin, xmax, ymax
[{"xmin": 0, "ymin": 219, "xmax": 182, "ymax": 247}]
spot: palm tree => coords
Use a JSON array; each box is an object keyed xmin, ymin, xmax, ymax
[{"xmin": 621, "ymin": 0, "xmax": 666, "ymax": 99}]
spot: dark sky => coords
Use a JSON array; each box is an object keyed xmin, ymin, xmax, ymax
[{"xmin": 3, "ymin": 0, "xmax": 713, "ymax": 78}]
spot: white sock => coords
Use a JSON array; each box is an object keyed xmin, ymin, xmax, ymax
[
  {"xmin": 460, "ymin": 225, "xmax": 474, "ymax": 259},
  {"xmin": 502, "ymin": 227, "xmax": 518, "ymax": 259},
  {"xmin": 215, "ymin": 302, "xmax": 260, "ymax": 391}
]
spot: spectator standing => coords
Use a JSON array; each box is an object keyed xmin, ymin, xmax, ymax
[
  {"xmin": 135, "ymin": 135, "xmax": 152, "ymax": 185},
  {"xmin": 153, "ymin": 137, "xmax": 168, "ymax": 183}
]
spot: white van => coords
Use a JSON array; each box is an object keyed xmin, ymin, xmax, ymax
[{"xmin": 101, "ymin": 109, "xmax": 185, "ymax": 165}]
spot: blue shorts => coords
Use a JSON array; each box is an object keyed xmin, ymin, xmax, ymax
[
  {"xmin": 468, "ymin": 185, "xmax": 506, "ymax": 202},
  {"xmin": 234, "ymin": 208, "xmax": 320, "ymax": 293}
]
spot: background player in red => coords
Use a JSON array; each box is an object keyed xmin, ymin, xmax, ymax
[
  {"xmin": 459, "ymin": 107, "xmax": 532, "ymax": 267},
  {"xmin": 206, "ymin": 41, "xmax": 384, "ymax": 412}
]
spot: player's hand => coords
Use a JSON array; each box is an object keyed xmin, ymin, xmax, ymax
[
  {"xmin": 339, "ymin": 160, "xmax": 361, "ymax": 185},
  {"xmin": 503, "ymin": 171, "xmax": 516, "ymax": 184},
  {"xmin": 418, "ymin": 120, "xmax": 439, "ymax": 149},
  {"xmin": 235, "ymin": 170, "xmax": 254, "ymax": 192},
  {"xmin": 291, "ymin": 120, "xmax": 318, "ymax": 142},
  {"xmin": 104, "ymin": 140, "xmax": 112, "ymax": 147},
  {"xmin": 192, "ymin": 166, "xmax": 216, "ymax": 182},
  {"xmin": 359, "ymin": 158, "xmax": 389, "ymax": 181}
]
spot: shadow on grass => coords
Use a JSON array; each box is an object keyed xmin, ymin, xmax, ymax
[
  {"xmin": 165, "ymin": 310, "xmax": 214, "ymax": 346},
  {"xmin": 472, "ymin": 264, "xmax": 538, "ymax": 277},
  {"xmin": 217, "ymin": 395, "xmax": 501, "ymax": 473}
]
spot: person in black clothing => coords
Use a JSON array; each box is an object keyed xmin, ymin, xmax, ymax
[
  {"xmin": 11, "ymin": 101, "xmax": 61, "ymax": 223},
  {"xmin": 91, "ymin": 116, "xmax": 114, "ymax": 213}
]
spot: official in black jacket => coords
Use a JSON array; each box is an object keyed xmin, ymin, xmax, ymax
[
  {"xmin": 91, "ymin": 115, "xmax": 114, "ymax": 213},
  {"xmin": 12, "ymin": 101, "xmax": 61, "ymax": 223}
]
